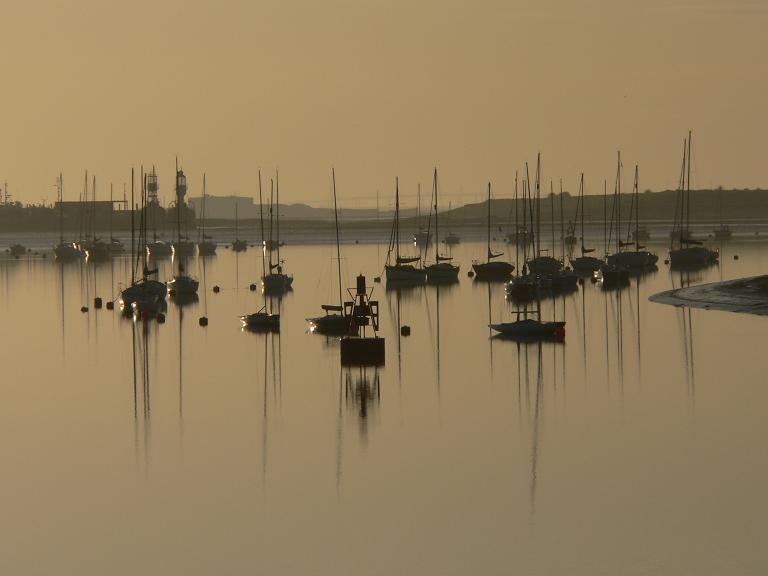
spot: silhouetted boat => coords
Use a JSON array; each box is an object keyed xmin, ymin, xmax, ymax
[
  {"xmin": 244, "ymin": 170, "xmax": 280, "ymax": 330},
  {"xmin": 472, "ymin": 182, "xmax": 514, "ymax": 280},
  {"xmin": 144, "ymin": 168, "xmax": 174, "ymax": 258},
  {"xmin": 385, "ymin": 177, "xmax": 425, "ymax": 283},
  {"xmin": 570, "ymin": 173, "xmax": 604, "ymax": 274},
  {"xmin": 606, "ymin": 165, "xmax": 658, "ymax": 270},
  {"xmin": 308, "ymin": 169, "xmax": 351, "ymax": 335},
  {"xmin": 491, "ymin": 316, "xmax": 565, "ymax": 340},
  {"xmin": 669, "ymin": 132, "xmax": 718, "ymax": 268},
  {"xmin": 167, "ymin": 160, "xmax": 199, "ymax": 295},
  {"xmin": 197, "ymin": 175, "xmax": 217, "ymax": 256},
  {"xmin": 231, "ymin": 203, "xmax": 247, "ymax": 252},
  {"xmin": 53, "ymin": 174, "xmax": 80, "ymax": 261},
  {"xmin": 425, "ymin": 169, "xmax": 459, "ymax": 282},
  {"xmin": 261, "ymin": 173, "xmax": 293, "ymax": 293},
  {"xmin": 121, "ymin": 169, "xmax": 168, "ymax": 313}
]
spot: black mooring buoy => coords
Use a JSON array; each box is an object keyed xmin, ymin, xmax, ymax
[
  {"xmin": 106, "ymin": 301, "xmax": 115, "ymax": 310},
  {"xmin": 199, "ymin": 316, "xmax": 208, "ymax": 327},
  {"xmin": 734, "ymin": 254, "xmax": 739, "ymax": 260},
  {"xmin": 401, "ymin": 325, "xmax": 411, "ymax": 336},
  {"xmin": 213, "ymin": 286, "xmax": 220, "ymax": 293},
  {"xmin": 468, "ymin": 270, "xmax": 475, "ymax": 278},
  {"xmin": 373, "ymin": 276, "xmax": 381, "ymax": 283},
  {"xmin": 157, "ymin": 313, "xmax": 166, "ymax": 324},
  {"xmin": 94, "ymin": 297, "xmax": 103, "ymax": 309},
  {"xmin": 249, "ymin": 283, "xmax": 257, "ymax": 291},
  {"xmin": 80, "ymin": 306, "xmax": 88, "ymax": 313}
]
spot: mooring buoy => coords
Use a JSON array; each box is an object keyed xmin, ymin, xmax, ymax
[
  {"xmin": 106, "ymin": 301, "xmax": 115, "ymax": 310},
  {"xmin": 199, "ymin": 316, "xmax": 208, "ymax": 326},
  {"xmin": 213, "ymin": 286, "xmax": 220, "ymax": 293},
  {"xmin": 401, "ymin": 325, "xmax": 411, "ymax": 336},
  {"xmin": 80, "ymin": 306, "xmax": 88, "ymax": 313},
  {"xmin": 94, "ymin": 297, "xmax": 103, "ymax": 309}
]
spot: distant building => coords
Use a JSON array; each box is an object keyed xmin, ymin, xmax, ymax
[
  {"xmin": 54, "ymin": 200, "xmax": 117, "ymax": 220},
  {"xmin": 188, "ymin": 195, "xmax": 259, "ymax": 220}
]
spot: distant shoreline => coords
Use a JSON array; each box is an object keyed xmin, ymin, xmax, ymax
[{"xmin": 1, "ymin": 187, "xmax": 767, "ymax": 233}]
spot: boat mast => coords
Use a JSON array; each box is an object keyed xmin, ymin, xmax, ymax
[
  {"xmin": 514, "ymin": 171, "xmax": 519, "ymax": 270},
  {"xmin": 395, "ymin": 177, "xmax": 401, "ymax": 262},
  {"xmin": 201, "ymin": 174, "xmax": 206, "ymax": 242},
  {"xmin": 258, "ymin": 170, "xmax": 266, "ymax": 278},
  {"xmin": 550, "ymin": 180, "xmax": 555, "ymax": 258},
  {"xmin": 433, "ymin": 168, "xmax": 439, "ymax": 264},
  {"xmin": 58, "ymin": 174, "xmax": 64, "ymax": 244},
  {"xmin": 579, "ymin": 173, "xmax": 585, "ymax": 255},
  {"xmin": 559, "ymin": 178, "xmax": 565, "ymax": 263},
  {"xmin": 536, "ymin": 155, "xmax": 541, "ymax": 259},
  {"xmin": 686, "ymin": 130, "xmax": 692, "ymax": 239},
  {"xmin": 616, "ymin": 151, "xmax": 621, "ymax": 254},
  {"xmin": 634, "ymin": 166, "xmax": 640, "ymax": 250},
  {"xmin": 486, "ymin": 182, "xmax": 491, "ymax": 262},
  {"xmin": 130, "ymin": 168, "xmax": 135, "ymax": 284},
  {"xmin": 603, "ymin": 179, "xmax": 607, "ymax": 257},
  {"xmin": 109, "ymin": 183, "xmax": 114, "ymax": 241},
  {"xmin": 93, "ymin": 175, "xmax": 98, "ymax": 241},
  {"xmin": 175, "ymin": 158, "xmax": 181, "ymax": 246},
  {"xmin": 268, "ymin": 179, "xmax": 274, "ymax": 271},
  {"xmin": 276, "ymin": 171, "xmax": 281, "ymax": 266},
  {"xmin": 332, "ymin": 168, "xmax": 342, "ymax": 308},
  {"xmin": 523, "ymin": 162, "xmax": 531, "ymax": 272}
]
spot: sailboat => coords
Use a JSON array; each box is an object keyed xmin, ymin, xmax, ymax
[
  {"xmin": 170, "ymin": 161, "xmax": 196, "ymax": 258},
  {"xmin": 606, "ymin": 165, "xmax": 658, "ymax": 270},
  {"xmin": 506, "ymin": 168, "xmax": 538, "ymax": 300},
  {"xmin": 167, "ymin": 163, "xmax": 199, "ymax": 296},
  {"xmin": 53, "ymin": 174, "xmax": 80, "ymax": 261},
  {"xmin": 83, "ymin": 175, "xmax": 110, "ymax": 262},
  {"xmin": 261, "ymin": 173, "xmax": 294, "ymax": 293},
  {"xmin": 242, "ymin": 170, "xmax": 280, "ymax": 330},
  {"xmin": 308, "ymin": 169, "xmax": 351, "ymax": 334},
  {"xmin": 569, "ymin": 173, "xmax": 604, "ymax": 273},
  {"xmin": 526, "ymin": 157, "xmax": 562, "ymax": 276},
  {"xmin": 231, "ymin": 202, "xmax": 247, "ymax": 252},
  {"xmin": 425, "ymin": 168, "xmax": 459, "ymax": 281},
  {"xmin": 490, "ymin": 309, "xmax": 566, "ymax": 340},
  {"xmin": 493, "ymin": 198, "xmax": 566, "ymax": 345},
  {"xmin": 669, "ymin": 131, "xmax": 718, "ymax": 268},
  {"xmin": 385, "ymin": 177, "xmax": 425, "ymax": 283},
  {"xmin": 120, "ymin": 168, "xmax": 168, "ymax": 313},
  {"xmin": 197, "ymin": 174, "xmax": 217, "ymax": 256},
  {"xmin": 472, "ymin": 182, "xmax": 514, "ymax": 280},
  {"xmin": 597, "ymin": 154, "xmax": 630, "ymax": 288},
  {"xmin": 145, "ymin": 167, "xmax": 173, "ymax": 258}
]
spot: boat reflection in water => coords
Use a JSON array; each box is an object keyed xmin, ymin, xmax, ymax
[{"xmin": 344, "ymin": 367, "xmax": 381, "ymax": 443}]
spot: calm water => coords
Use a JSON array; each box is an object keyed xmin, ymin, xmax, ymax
[{"xmin": 0, "ymin": 237, "xmax": 766, "ymax": 575}]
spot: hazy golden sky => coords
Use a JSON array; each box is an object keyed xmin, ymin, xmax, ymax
[{"xmin": 1, "ymin": 0, "xmax": 765, "ymax": 207}]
